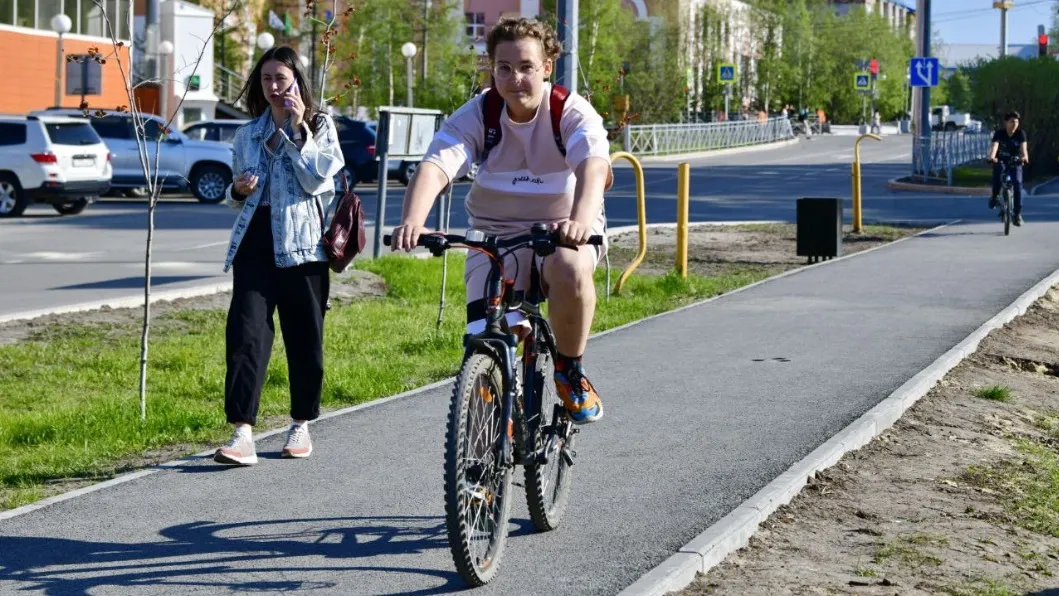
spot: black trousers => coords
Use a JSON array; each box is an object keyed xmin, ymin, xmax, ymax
[
  {"xmin": 225, "ymin": 207, "xmax": 330, "ymax": 426},
  {"xmin": 992, "ymin": 164, "xmax": 1023, "ymax": 215}
]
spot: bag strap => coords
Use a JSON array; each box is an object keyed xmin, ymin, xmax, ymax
[
  {"xmin": 479, "ymin": 82, "xmax": 571, "ymax": 165},
  {"xmin": 549, "ymin": 83, "xmax": 570, "ymax": 157},
  {"xmin": 480, "ymin": 86, "xmax": 505, "ymax": 165}
]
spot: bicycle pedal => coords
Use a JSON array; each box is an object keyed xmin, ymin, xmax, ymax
[{"xmin": 560, "ymin": 448, "xmax": 576, "ymax": 467}]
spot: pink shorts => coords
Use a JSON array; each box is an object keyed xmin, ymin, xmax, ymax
[{"xmin": 464, "ymin": 240, "xmax": 605, "ymax": 334}]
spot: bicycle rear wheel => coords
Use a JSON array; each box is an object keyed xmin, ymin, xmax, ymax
[
  {"xmin": 523, "ymin": 331, "xmax": 576, "ymax": 532},
  {"xmin": 1003, "ymin": 187, "xmax": 1012, "ymax": 236},
  {"xmin": 444, "ymin": 352, "xmax": 514, "ymax": 586}
]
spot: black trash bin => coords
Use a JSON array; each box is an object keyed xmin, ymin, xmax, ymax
[{"xmin": 796, "ymin": 197, "xmax": 843, "ymax": 263}]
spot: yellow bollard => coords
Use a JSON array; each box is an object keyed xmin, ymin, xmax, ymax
[
  {"xmin": 851, "ymin": 133, "xmax": 882, "ymax": 233},
  {"xmin": 675, "ymin": 163, "xmax": 690, "ymax": 279},
  {"xmin": 610, "ymin": 151, "xmax": 647, "ymax": 295}
]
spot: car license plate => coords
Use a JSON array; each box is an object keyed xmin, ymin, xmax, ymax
[{"xmin": 73, "ymin": 156, "xmax": 94, "ymax": 167}]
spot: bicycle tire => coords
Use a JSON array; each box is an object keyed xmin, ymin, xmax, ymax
[
  {"xmin": 444, "ymin": 352, "xmax": 514, "ymax": 587},
  {"xmin": 1004, "ymin": 187, "xmax": 1012, "ymax": 236},
  {"xmin": 523, "ymin": 331, "xmax": 576, "ymax": 532}
]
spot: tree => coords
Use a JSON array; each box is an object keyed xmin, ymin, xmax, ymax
[
  {"xmin": 965, "ymin": 56, "xmax": 1059, "ymax": 179},
  {"xmin": 945, "ymin": 69, "xmax": 972, "ymax": 112},
  {"xmin": 332, "ymin": 0, "xmax": 474, "ymax": 117}
]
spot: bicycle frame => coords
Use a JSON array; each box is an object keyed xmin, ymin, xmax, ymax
[{"xmin": 461, "ymin": 244, "xmax": 559, "ymax": 470}]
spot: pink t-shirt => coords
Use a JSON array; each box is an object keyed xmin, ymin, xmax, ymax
[{"xmin": 422, "ymin": 83, "xmax": 611, "ymax": 236}]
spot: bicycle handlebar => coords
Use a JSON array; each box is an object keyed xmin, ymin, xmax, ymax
[{"xmin": 384, "ymin": 225, "xmax": 604, "ymax": 256}]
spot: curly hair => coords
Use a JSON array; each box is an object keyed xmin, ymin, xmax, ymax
[{"xmin": 486, "ymin": 17, "xmax": 563, "ymax": 63}]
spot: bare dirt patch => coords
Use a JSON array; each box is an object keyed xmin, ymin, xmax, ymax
[
  {"xmin": 678, "ymin": 288, "xmax": 1059, "ymax": 596},
  {"xmin": 606, "ymin": 223, "xmax": 923, "ymax": 278},
  {"xmin": 0, "ymin": 268, "xmax": 388, "ymax": 346}
]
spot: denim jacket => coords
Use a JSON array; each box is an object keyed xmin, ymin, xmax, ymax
[{"xmin": 222, "ymin": 111, "xmax": 345, "ymax": 272}]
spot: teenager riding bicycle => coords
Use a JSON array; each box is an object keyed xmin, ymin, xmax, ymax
[
  {"xmin": 987, "ymin": 110, "xmax": 1030, "ymax": 226},
  {"xmin": 390, "ymin": 16, "xmax": 612, "ymax": 425}
]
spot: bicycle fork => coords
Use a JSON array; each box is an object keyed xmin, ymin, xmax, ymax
[{"xmin": 464, "ymin": 332, "xmax": 520, "ymax": 470}]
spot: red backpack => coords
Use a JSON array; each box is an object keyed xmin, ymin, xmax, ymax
[
  {"xmin": 479, "ymin": 83, "xmax": 570, "ymax": 165},
  {"xmin": 476, "ymin": 83, "xmax": 614, "ymax": 189}
]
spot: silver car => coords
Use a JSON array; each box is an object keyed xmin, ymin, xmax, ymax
[{"xmin": 32, "ymin": 109, "xmax": 234, "ymax": 204}]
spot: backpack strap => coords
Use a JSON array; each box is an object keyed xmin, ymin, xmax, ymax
[
  {"xmin": 479, "ymin": 87, "xmax": 505, "ymax": 166},
  {"xmin": 479, "ymin": 83, "xmax": 571, "ymax": 166},
  {"xmin": 549, "ymin": 83, "xmax": 570, "ymax": 157}
]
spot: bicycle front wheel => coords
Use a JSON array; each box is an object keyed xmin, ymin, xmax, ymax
[
  {"xmin": 1004, "ymin": 187, "xmax": 1012, "ymax": 236},
  {"xmin": 444, "ymin": 352, "xmax": 514, "ymax": 586}
]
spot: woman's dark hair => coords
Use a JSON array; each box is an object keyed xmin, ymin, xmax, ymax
[
  {"xmin": 237, "ymin": 45, "xmax": 321, "ymax": 134},
  {"xmin": 1005, "ymin": 111, "xmax": 1021, "ymax": 121}
]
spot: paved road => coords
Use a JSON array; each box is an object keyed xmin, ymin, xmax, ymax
[
  {"xmin": 4, "ymin": 218, "xmax": 1059, "ymax": 595},
  {"xmin": 1, "ymin": 134, "xmax": 1026, "ymax": 320}
]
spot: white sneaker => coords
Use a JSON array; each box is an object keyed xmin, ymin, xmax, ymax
[
  {"xmin": 281, "ymin": 423, "xmax": 312, "ymax": 459},
  {"xmin": 214, "ymin": 428, "xmax": 258, "ymax": 465}
]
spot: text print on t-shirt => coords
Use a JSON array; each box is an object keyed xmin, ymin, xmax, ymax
[{"xmin": 512, "ymin": 174, "xmax": 544, "ymax": 186}]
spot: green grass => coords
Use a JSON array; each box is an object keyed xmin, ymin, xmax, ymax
[
  {"xmin": 963, "ymin": 438, "xmax": 1059, "ymax": 538},
  {"xmin": 0, "ymin": 254, "xmax": 773, "ymax": 509},
  {"xmin": 952, "ymin": 162, "xmax": 994, "ymax": 188},
  {"xmin": 973, "ymin": 385, "xmax": 1012, "ymax": 402},
  {"xmin": 873, "ymin": 534, "xmax": 947, "ymax": 567}
]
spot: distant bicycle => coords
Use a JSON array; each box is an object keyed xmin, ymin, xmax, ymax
[
  {"xmin": 384, "ymin": 223, "xmax": 604, "ymax": 586},
  {"xmin": 992, "ymin": 153, "xmax": 1024, "ymax": 236}
]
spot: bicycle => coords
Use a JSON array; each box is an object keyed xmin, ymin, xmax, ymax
[
  {"xmin": 384, "ymin": 223, "xmax": 604, "ymax": 586},
  {"xmin": 992, "ymin": 153, "xmax": 1024, "ymax": 236}
]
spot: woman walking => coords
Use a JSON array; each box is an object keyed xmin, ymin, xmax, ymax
[{"xmin": 213, "ymin": 45, "xmax": 344, "ymax": 465}]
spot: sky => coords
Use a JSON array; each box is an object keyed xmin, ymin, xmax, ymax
[{"xmin": 930, "ymin": 0, "xmax": 1057, "ymax": 46}]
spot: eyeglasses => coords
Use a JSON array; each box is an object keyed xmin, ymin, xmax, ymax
[{"xmin": 493, "ymin": 63, "xmax": 545, "ymax": 80}]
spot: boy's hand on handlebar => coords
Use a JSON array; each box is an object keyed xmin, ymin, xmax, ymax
[
  {"xmin": 554, "ymin": 220, "xmax": 592, "ymax": 246},
  {"xmin": 391, "ymin": 223, "xmax": 428, "ymax": 252}
]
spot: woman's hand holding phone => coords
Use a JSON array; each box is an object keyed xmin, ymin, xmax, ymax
[
  {"xmin": 233, "ymin": 170, "xmax": 259, "ymax": 197},
  {"xmin": 283, "ymin": 81, "xmax": 305, "ymax": 128}
]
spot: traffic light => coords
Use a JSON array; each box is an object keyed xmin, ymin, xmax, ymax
[{"xmin": 1040, "ymin": 33, "xmax": 1049, "ymax": 57}]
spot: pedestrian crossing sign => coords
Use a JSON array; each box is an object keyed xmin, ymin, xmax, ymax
[
  {"xmin": 718, "ymin": 63, "xmax": 736, "ymax": 85},
  {"xmin": 854, "ymin": 72, "xmax": 871, "ymax": 92}
]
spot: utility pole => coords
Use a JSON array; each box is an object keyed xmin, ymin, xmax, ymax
[
  {"xmin": 994, "ymin": 1, "xmax": 1013, "ymax": 57},
  {"xmin": 421, "ymin": 0, "xmax": 429, "ymax": 83},
  {"xmin": 916, "ymin": 0, "xmax": 932, "ymax": 175},
  {"xmin": 556, "ymin": 0, "xmax": 578, "ymax": 94}
]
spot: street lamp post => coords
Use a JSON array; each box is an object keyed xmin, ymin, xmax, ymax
[
  {"xmin": 51, "ymin": 14, "xmax": 72, "ymax": 108},
  {"xmin": 401, "ymin": 42, "xmax": 417, "ymax": 107},
  {"xmin": 158, "ymin": 40, "xmax": 174, "ymax": 120},
  {"xmin": 256, "ymin": 32, "xmax": 275, "ymax": 59}
]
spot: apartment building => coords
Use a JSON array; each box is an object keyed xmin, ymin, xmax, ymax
[{"xmin": 828, "ymin": 0, "xmax": 915, "ymax": 38}]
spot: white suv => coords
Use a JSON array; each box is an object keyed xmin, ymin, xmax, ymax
[{"xmin": 0, "ymin": 115, "xmax": 112, "ymax": 217}]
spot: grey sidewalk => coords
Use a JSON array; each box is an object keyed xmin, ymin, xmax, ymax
[{"xmin": 4, "ymin": 220, "xmax": 1059, "ymax": 595}]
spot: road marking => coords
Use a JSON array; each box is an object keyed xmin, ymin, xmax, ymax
[
  {"xmin": 173, "ymin": 241, "xmax": 229, "ymax": 252},
  {"xmin": 21, "ymin": 251, "xmax": 104, "ymax": 261}
]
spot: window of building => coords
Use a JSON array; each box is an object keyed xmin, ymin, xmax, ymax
[
  {"xmin": 0, "ymin": 0, "xmax": 13, "ymax": 25},
  {"xmin": 37, "ymin": 0, "xmax": 60, "ymax": 31},
  {"xmin": 15, "ymin": 0, "xmax": 33, "ymax": 27},
  {"xmin": 465, "ymin": 12, "xmax": 485, "ymax": 39},
  {"xmin": 4, "ymin": 0, "xmax": 128, "ymax": 38}
]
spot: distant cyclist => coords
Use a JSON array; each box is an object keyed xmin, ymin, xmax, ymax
[{"xmin": 986, "ymin": 110, "xmax": 1029, "ymax": 226}]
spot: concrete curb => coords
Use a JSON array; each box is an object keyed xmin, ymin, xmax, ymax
[
  {"xmin": 0, "ymin": 281, "xmax": 235, "ymax": 326},
  {"xmin": 885, "ymin": 177, "xmax": 991, "ymax": 196},
  {"xmin": 618, "ymin": 259, "xmax": 1059, "ymax": 596},
  {"xmin": 0, "ymin": 219, "xmax": 943, "ymax": 522}
]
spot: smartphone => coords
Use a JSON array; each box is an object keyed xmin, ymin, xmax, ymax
[{"xmin": 284, "ymin": 80, "xmax": 300, "ymax": 109}]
